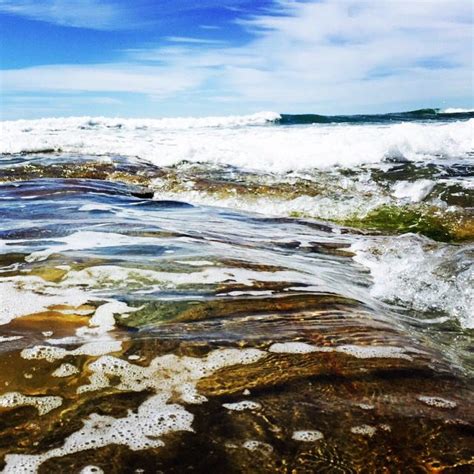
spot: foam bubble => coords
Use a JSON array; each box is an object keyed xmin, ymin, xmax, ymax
[
  {"xmin": 356, "ymin": 403, "xmax": 375, "ymax": 410},
  {"xmin": 350, "ymin": 425, "xmax": 377, "ymax": 437},
  {"xmin": 334, "ymin": 344, "xmax": 413, "ymax": 361},
  {"xmin": 3, "ymin": 395, "xmax": 193, "ymax": 474},
  {"xmin": 22, "ymin": 300, "xmax": 136, "ymax": 363},
  {"xmin": 268, "ymin": 342, "xmax": 321, "ymax": 354},
  {"xmin": 78, "ymin": 301, "xmax": 132, "ymax": 337},
  {"xmin": 52, "ymin": 363, "xmax": 80, "ymax": 378},
  {"xmin": 222, "ymin": 401, "xmax": 261, "ymax": 411},
  {"xmin": 4, "ymin": 347, "xmax": 266, "ymax": 473},
  {"xmin": 78, "ymin": 348, "xmax": 265, "ymax": 398},
  {"xmin": 292, "ymin": 430, "xmax": 324, "ymax": 442},
  {"xmin": 242, "ymin": 440, "xmax": 273, "ymax": 453},
  {"xmin": 21, "ymin": 340, "xmax": 122, "ymax": 362},
  {"xmin": 0, "ymin": 336, "xmax": 23, "ymax": 343},
  {"xmin": 80, "ymin": 467, "xmax": 104, "ymax": 474},
  {"xmin": 268, "ymin": 341, "xmax": 413, "ymax": 360},
  {"xmin": 417, "ymin": 396, "xmax": 457, "ymax": 409},
  {"xmin": 0, "ymin": 392, "xmax": 62, "ymax": 416}
]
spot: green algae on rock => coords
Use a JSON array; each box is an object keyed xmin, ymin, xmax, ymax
[{"xmin": 339, "ymin": 204, "xmax": 474, "ymax": 242}]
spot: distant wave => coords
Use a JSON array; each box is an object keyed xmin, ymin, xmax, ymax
[
  {"xmin": 2, "ymin": 109, "xmax": 473, "ymax": 133},
  {"xmin": 442, "ymin": 107, "xmax": 474, "ymax": 114},
  {"xmin": 0, "ymin": 111, "xmax": 280, "ymax": 131},
  {"xmin": 278, "ymin": 108, "xmax": 474, "ymax": 125}
]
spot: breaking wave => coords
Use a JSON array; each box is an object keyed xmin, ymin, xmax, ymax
[{"xmin": 1, "ymin": 112, "xmax": 472, "ymax": 173}]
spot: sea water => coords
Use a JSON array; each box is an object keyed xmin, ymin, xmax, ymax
[{"xmin": 0, "ymin": 109, "xmax": 472, "ymax": 472}]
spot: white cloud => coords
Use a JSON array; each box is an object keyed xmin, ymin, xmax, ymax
[
  {"xmin": 131, "ymin": 0, "xmax": 473, "ymax": 112},
  {"xmin": 165, "ymin": 36, "xmax": 226, "ymax": 45},
  {"xmin": 1, "ymin": 0, "xmax": 472, "ymax": 114},
  {"xmin": 200, "ymin": 25, "xmax": 221, "ymax": 30},
  {"xmin": 1, "ymin": 64, "xmax": 207, "ymax": 98},
  {"xmin": 0, "ymin": 0, "xmax": 127, "ymax": 30}
]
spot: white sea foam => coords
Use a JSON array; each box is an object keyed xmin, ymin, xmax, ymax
[
  {"xmin": 392, "ymin": 179, "xmax": 435, "ymax": 203},
  {"xmin": 0, "ymin": 276, "xmax": 89, "ymax": 325},
  {"xmin": 0, "ymin": 271, "xmax": 139, "ymax": 369},
  {"xmin": 61, "ymin": 264, "xmax": 320, "ymax": 292},
  {"xmin": 417, "ymin": 395, "xmax": 457, "ymax": 409},
  {"xmin": 3, "ymin": 395, "xmax": 193, "ymax": 474},
  {"xmin": 242, "ymin": 440, "xmax": 273, "ymax": 453},
  {"xmin": 78, "ymin": 203, "xmax": 115, "ymax": 212},
  {"xmin": 3, "ymin": 347, "xmax": 266, "ymax": 473},
  {"xmin": 352, "ymin": 235, "xmax": 474, "ymax": 328},
  {"xmin": 76, "ymin": 301, "xmax": 132, "ymax": 338},
  {"xmin": 52, "ymin": 363, "xmax": 80, "ymax": 378},
  {"xmin": 292, "ymin": 430, "xmax": 324, "ymax": 442},
  {"xmin": 0, "ymin": 336, "xmax": 23, "ymax": 343},
  {"xmin": 335, "ymin": 344, "xmax": 413, "ymax": 360},
  {"xmin": 0, "ymin": 392, "xmax": 62, "ymax": 416},
  {"xmin": 1, "ymin": 115, "xmax": 472, "ymax": 172},
  {"xmin": 21, "ymin": 341, "xmax": 123, "ymax": 362},
  {"xmin": 269, "ymin": 342, "xmax": 319, "ymax": 354},
  {"xmin": 149, "ymin": 188, "xmax": 390, "ymax": 222},
  {"xmin": 443, "ymin": 108, "xmax": 474, "ymax": 113},
  {"xmin": 80, "ymin": 467, "xmax": 104, "ymax": 474},
  {"xmin": 222, "ymin": 400, "xmax": 261, "ymax": 411},
  {"xmin": 350, "ymin": 424, "xmax": 377, "ymax": 437},
  {"xmin": 77, "ymin": 348, "xmax": 264, "ymax": 397},
  {"xmin": 21, "ymin": 231, "xmax": 160, "ymax": 263},
  {"xmin": 21, "ymin": 301, "xmax": 136, "ymax": 361},
  {"xmin": 268, "ymin": 341, "xmax": 413, "ymax": 360}
]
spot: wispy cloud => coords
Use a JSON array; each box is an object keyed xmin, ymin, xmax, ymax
[
  {"xmin": 200, "ymin": 25, "xmax": 221, "ymax": 30},
  {"xmin": 0, "ymin": 0, "xmax": 263, "ymax": 30},
  {"xmin": 0, "ymin": 0, "xmax": 128, "ymax": 30},
  {"xmin": 165, "ymin": 36, "xmax": 226, "ymax": 45},
  {"xmin": 124, "ymin": 0, "xmax": 473, "ymax": 111},
  {"xmin": 1, "ymin": 0, "xmax": 472, "ymax": 116},
  {"xmin": 1, "ymin": 63, "xmax": 207, "ymax": 97}
]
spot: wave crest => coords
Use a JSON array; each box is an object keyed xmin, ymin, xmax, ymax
[{"xmin": 1, "ymin": 115, "xmax": 472, "ymax": 172}]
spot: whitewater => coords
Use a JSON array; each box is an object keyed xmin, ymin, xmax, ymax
[
  {"xmin": 1, "ymin": 112, "xmax": 473, "ymax": 171},
  {"xmin": 0, "ymin": 108, "xmax": 473, "ymax": 472},
  {"xmin": 1, "ymin": 110, "xmax": 473, "ymax": 331}
]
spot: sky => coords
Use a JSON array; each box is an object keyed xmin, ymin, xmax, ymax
[{"xmin": 0, "ymin": 0, "xmax": 473, "ymax": 119}]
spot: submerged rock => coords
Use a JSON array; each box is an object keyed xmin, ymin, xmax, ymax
[{"xmin": 0, "ymin": 152, "xmax": 472, "ymax": 472}]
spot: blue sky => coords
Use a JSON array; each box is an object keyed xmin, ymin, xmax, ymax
[{"xmin": 0, "ymin": 0, "xmax": 472, "ymax": 119}]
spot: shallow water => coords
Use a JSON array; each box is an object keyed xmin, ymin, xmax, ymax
[{"xmin": 0, "ymin": 113, "xmax": 473, "ymax": 472}]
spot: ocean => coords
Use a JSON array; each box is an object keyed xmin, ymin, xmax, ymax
[{"xmin": 0, "ymin": 108, "xmax": 473, "ymax": 472}]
